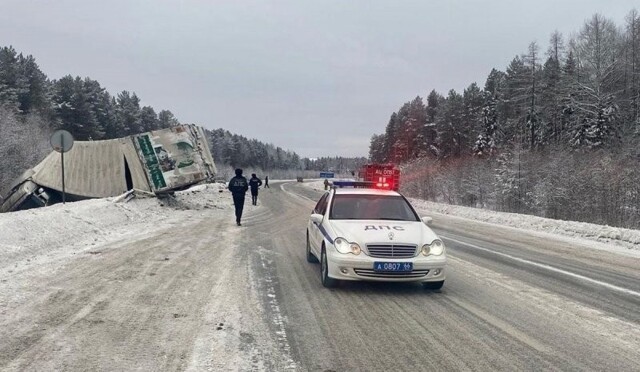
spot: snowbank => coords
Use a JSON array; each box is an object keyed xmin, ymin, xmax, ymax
[
  {"xmin": 0, "ymin": 183, "xmax": 233, "ymax": 276},
  {"xmin": 303, "ymin": 180, "xmax": 640, "ymax": 254},
  {"xmin": 410, "ymin": 199, "xmax": 640, "ymax": 252}
]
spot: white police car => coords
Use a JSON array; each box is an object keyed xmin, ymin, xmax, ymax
[{"xmin": 306, "ymin": 181, "xmax": 446, "ymax": 289}]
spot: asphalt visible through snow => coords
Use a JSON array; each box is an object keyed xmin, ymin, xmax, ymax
[
  {"xmin": 268, "ymin": 182, "xmax": 640, "ymax": 371},
  {"xmin": 0, "ymin": 181, "xmax": 639, "ymax": 371}
]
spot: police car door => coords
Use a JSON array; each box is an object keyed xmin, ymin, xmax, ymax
[{"xmin": 311, "ymin": 193, "xmax": 330, "ymax": 253}]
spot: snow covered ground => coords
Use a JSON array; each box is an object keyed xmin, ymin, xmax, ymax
[
  {"xmin": 0, "ymin": 182, "xmax": 234, "ymax": 278},
  {"xmin": 0, "ymin": 182, "xmax": 295, "ymax": 371},
  {"xmin": 304, "ymin": 179, "xmax": 640, "ymax": 257}
]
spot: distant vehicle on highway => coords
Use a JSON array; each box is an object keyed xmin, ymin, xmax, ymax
[{"xmin": 306, "ymin": 181, "xmax": 446, "ymax": 289}]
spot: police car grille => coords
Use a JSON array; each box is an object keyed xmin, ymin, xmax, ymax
[
  {"xmin": 354, "ymin": 269, "xmax": 429, "ymax": 278},
  {"xmin": 366, "ymin": 244, "xmax": 418, "ymax": 258}
]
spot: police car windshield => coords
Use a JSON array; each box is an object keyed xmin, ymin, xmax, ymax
[{"xmin": 329, "ymin": 194, "xmax": 419, "ymax": 221}]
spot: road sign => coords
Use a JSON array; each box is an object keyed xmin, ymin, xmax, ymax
[
  {"xmin": 50, "ymin": 130, "xmax": 74, "ymax": 204},
  {"xmin": 50, "ymin": 130, "xmax": 74, "ymax": 153},
  {"xmin": 320, "ymin": 172, "xmax": 335, "ymax": 178}
]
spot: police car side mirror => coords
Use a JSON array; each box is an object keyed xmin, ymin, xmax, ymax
[
  {"xmin": 310, "ymin": 213, "xmax": 324, "ymax": 225},
  {"xmin": 421, "ymin": 216, "xmax": 433, "ymax": 225}
]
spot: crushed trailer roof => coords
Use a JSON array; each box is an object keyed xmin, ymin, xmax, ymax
[{"xmin": 31, "ymin": 137, "xmax": 151, "ymax": 198}]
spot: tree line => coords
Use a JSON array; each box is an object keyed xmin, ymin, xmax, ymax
[
  {"xmin": 0, "ymin": 46, "xmax": 181, "ymax": 140},
  {"xmin": 303, "ymin": 157, "xmax": 368, "ymax": 174},
  {"xmin": 0, "ymin": 45, "xmax": 311, "ymax": 194},
  {"xmin": 370, "ymin": 11, "xmax": 640, "ymax": 228},
  {"xmin": 206, "ymin": 128, "xmax": 302, "ymax": 171}
]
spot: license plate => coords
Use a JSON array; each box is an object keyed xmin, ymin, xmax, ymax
[{"xmin": 373, "ymin": 262, "xmax": 413, "ymax": 272}]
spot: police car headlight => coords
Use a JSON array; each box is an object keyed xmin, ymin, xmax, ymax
[
  {"xmin": 421, "ymin": 244, "xmax": 430, "ymax": 256},
  {"xmin": 350, "ymin": 243, "xmax": 361, "ymax": 255},
  {"xmin": 334, "ymin": 237, "xmax": 361, "ymax": 255},
  {"xmin": 422, "ymin": 239, "xmax": 445, "ymax": 256}
]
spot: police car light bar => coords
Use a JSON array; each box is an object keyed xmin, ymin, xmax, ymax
[
  {"xmin": 333, "ymin": 181, "xmax": 373, "ymax": 188},
  {"xmin": 333, "ymin": 181, "xmax": 391, "ymax": 189}
]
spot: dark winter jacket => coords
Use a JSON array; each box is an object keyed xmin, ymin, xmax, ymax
[
  {"xmin": 249, "ymin": 177, "xmax": 263, "ymax": 191},
  {"xmin": 228, "ymin": 176, "xmax": 249, "ymax": 195}
]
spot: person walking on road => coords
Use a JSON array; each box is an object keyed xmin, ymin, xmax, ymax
[
  {"xmin": 264, "ymin": 176, "xmax": 270, "ymax": 188},
  {"xmin": 228, "ymin": 168, "xmax": 249, "ymax": 226},
  {"xmin": 249, "ymin": 173, "xmax": 263, "ymax": 205}
]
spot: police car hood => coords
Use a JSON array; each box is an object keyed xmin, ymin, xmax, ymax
[{"xmin": 329, "ymin": 220, "xmax": 438, "ymax": 245}]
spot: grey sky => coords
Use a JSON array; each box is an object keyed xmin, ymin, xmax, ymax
[{"xmin": 1, "ymin": 1, "xmax": 637, "ymax": 157}]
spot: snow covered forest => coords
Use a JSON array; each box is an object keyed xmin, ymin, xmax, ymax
[
  {"xmin": 370, "ymin": 12, "xmax": 640, "ymax": 229},
  {"xmin": 0, "ymin": 46, "xmax": 305, "ymax": 193},
  {"xmin": 303, "ymin": 157, "xmax": 368, "ymax": 173},
  {"xmin": 206, "ymin": 130, "xmax": 367, "ymax": 176},
  {"xmin": 206, "ymin": 128, "xmax": 302, "ymax": 171}
]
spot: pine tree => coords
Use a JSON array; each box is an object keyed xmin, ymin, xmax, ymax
[
  {"xmin": 494, "ymin": 146, "xmax": 526, "ymax": 212},
  {"xmin": 523, "ymin": 42, "xmax": 542, "ymax": 149},
  {"xmin": 435, "ymin": 89, "xmax": 465, "ymax": 158},
  {"xmin": 407, "ymin": 96, "xmax": 428, "ymax": 158},
  {"xmin": 569, "ymin": 14, "xmax": 622, "ymax": 149},
  {"xmin": 140, "ymin": 106, "xmax": 158, "ymax": 132},
  {"xmin": 559, "ymin": 51, "xmax": 579, "ymax": 143},
  {"xmin": 502, "ymin": 56, "xmax": 529, "ymax": 144},
  {"xmin": 541, "ymin": 56, "xmax": 561, "ymax": 144},
  {"xmin": 0, "ymin": 46, "xmax": 20, "ymax": 110},
  {"xmin": 390, "ymin": 102, "xmax": 412, "ymax": 163},
  {"xmin": 462, "ymin": 83, "xmax": 484, "ymax": 152},
  {"xmin": 52, "ymin": 75, "xmax": 101, "ymax": 140},
  {"xmin": 424, "ymin": 90, "xmax": 443, "ymax": 156},
  {"xmin": 80, "ymin": 78, "xmax": 107, "ymax": 139},
  {"xmin": 102, "ymin": 96, "xmax": 122, "ymax": 138},
  {"xmin": 475, "ymin": 92, "xmax": 498, "ymax": 157},
  {"xmin": 484, "ymin": 68, "xmax": 506, "ymax": 95},
  {"xmin": 116, "ymin": 91, "xmax": 142, "ymax": 136},
  {"xmin": 624, "ymin": 10, "xmax": 640, "ymax": 132},
  {"xmin": 16, "ymin": 54, "xmax": 52, "ymax": 116},
  {"xmin": 540, "ymin": 32, "xmax": 566, "ymax": 145},
  {"xmin": 369, "ymin": 134, "xmax": 385, "ymax": 162},
  {"xmin": 381, "ymin": 112, "xmax": 399, "ymax": 162},
  {"xmin": 158, "ymin": 109, "xmax": 179, "ymax": 128}
]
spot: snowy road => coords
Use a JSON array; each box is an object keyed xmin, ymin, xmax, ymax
[{"xmin": 1, "ymin": 181, "xmax": 639, "ymax": 371}]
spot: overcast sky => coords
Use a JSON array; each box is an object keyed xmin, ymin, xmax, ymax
[{"xmin": 1, "ymin": 1, "xmax": 638, "ymax": 158}]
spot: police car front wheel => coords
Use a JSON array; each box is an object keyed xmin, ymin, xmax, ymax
[{"xmin": 321, "ymin": 247, "xmax": 338, "ymax": 288}]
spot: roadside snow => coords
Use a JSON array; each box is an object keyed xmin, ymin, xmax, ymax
[
  {"xmin": 0, "ymin": 182, "xmax": 297, "ymax": 371},
  {"xmin": 0, "ymin": 183, "xmax": 234, "ymax": 277},
  {"xmin": 409, "ymin": 199, "xmax": 640, "ymax": 257},
  {"xmin": 303, "ymin": 180, "xmax": 640, "ymax": 256}
]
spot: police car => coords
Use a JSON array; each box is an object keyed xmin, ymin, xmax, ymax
[{"xmin": 306, "ymin": 181, "xmax": 446, "ymax": 289}]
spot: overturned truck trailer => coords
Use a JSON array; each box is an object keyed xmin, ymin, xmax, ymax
[{"xmin": 0, "ymin": 124, "xmax": 216, "ymax": 213}]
